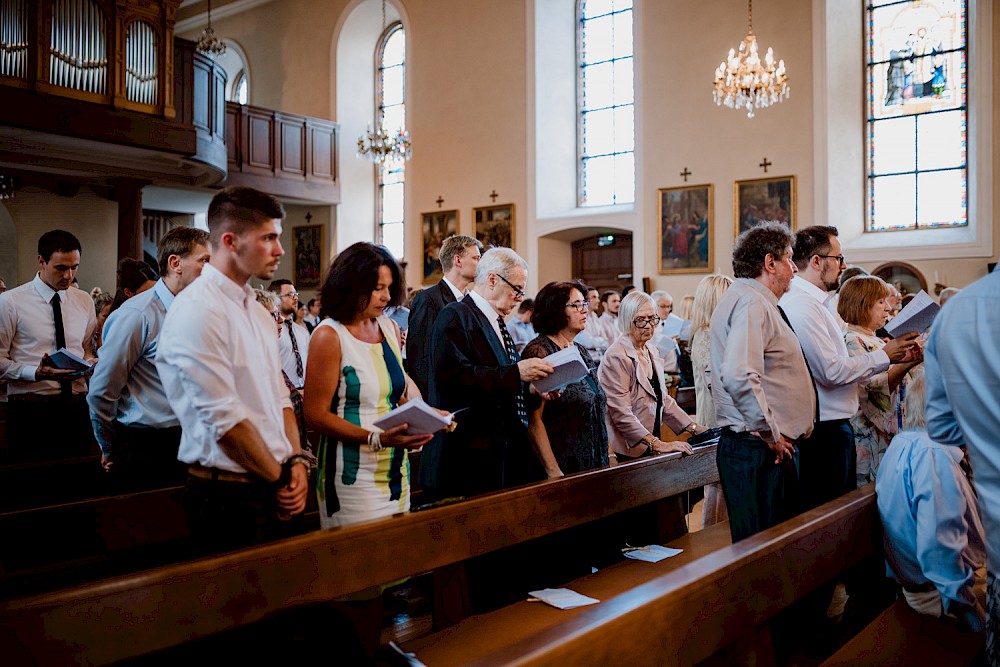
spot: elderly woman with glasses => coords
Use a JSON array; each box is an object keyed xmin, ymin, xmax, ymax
[
  {"xmin": 599, "ymin": 291, "xmax": 705, "ymax": 462},
  {"xmin": 521, "ymin": 281, "xmax": 610, "ymax": 477}
]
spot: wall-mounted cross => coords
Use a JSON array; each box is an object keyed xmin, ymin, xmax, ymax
[
  {"xmin": 489, "ymin": 190, "xmax": 499, "ymax": 203},
  {"xmin": 305, "ymin": 212, "xmax": 313, "ymax": 223},
  {"xmin": 759, "ymin": 157, "xmax": 772, "ymax": 173},
  {"xmin": 436, "ymin": 196, "xmax": 444, "ymax": 208},
  {"xmin": 680, "ymin": 167, "xmax": 692, "ymax": 182}
]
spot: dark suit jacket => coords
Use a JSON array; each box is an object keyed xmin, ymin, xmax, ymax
[
  {"xmin": 405, "ymin": 280, "xmax": 457, "ymax": 399},
  {"xmin": 419, "ymin": 295, "xmax": 541, "ymax": 497}
]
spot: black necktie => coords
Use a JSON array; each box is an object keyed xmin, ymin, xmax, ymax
[
  {"xmin": 497, "ymin": 316, "xmax": 528, "ymax": 428},
  {"xmin": 286, "ymin": 319, "xmax": 304, "ymax": 383},
  {"xmin": 51, "ymin": 293, "xmax": 72, "ymax": 397},
  {"xmin": 777, "ymin": 305, "xmax": 820, "ymax": 424}
]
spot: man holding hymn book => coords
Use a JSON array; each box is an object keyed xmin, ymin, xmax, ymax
[{"xmin": 0, "ymin": 230, "xmax": 97, "ymax": 461}]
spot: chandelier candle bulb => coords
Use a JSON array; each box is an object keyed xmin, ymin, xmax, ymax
[{"xmin": 712, "ymin": 0, "xmax": 789, "ymax": 118}]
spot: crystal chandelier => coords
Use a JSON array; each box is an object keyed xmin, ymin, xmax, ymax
[
  {"xmin": 357, "ymin": 125, "xmax": 412, "ymax": 164},
  {"xmin": 713, "ymin": 0, "xmax": 789, "ymax": 118},
  {"xmin": 356, "ymin": 0, "xmax": 412, "ymax": 165},
  {"xmin": 196, "ymin": 0, "xmax": 227, "ymax": 57}
]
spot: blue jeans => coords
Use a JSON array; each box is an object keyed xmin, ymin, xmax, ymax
[{"xmin": 717, "ymin": 429, "xmax": 801, "ymax": 543}]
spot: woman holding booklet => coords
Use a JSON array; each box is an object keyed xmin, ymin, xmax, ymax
[
  {"xmin": 521, "ymin": 281, "xmax": 609, "ymax": 477},
  {"xmin": 599, "ymin": 291, "xmax": 705, "ymax": 462},
  {"xmin": 304, "ymin": 243, "xmax": 437, "ymax": 530}
]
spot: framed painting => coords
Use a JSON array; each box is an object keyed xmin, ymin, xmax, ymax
[
  {"xmin": 473, "ymin": 203, "xmax": 515, "ymax": 250},
  {"xmin": 657, "ymin": 184, "xmax": 714, "ymax": 274},
  {"xmin": 421, "ymin": 209, "xmax": 459, "ymax": 285},
  {"xmin": 293, "ymin": 224, "xmax": 324, "ymax": 289},
  {"xmin": 734, "ymin": 175, "xmax": 796, "ymax": 237}
]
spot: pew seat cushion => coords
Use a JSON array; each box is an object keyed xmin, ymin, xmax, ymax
[{"xmin": 821, "ymin": 599, "xmax": 984, "ymax": 667}]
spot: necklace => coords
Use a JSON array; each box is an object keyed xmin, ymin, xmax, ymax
[{"xmin": 549, "ymin": 333, "xmax": 572, "ymax": 349}]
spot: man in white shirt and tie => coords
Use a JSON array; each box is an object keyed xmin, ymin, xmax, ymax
[
  {"xmin": 779, "ymin": 225, "xmax": 918, "ymax": 510},
  {"xmin": 269, "ymin": 279, "xmax": 310, "ymax": 392},
  {"xmin": 88, "ymin": 226, "xmax": 210, "ymax": 488},
  {"xmin": 157, "ymin": 187, "xmax": 311, "ymax": 551},
  {"xmin": 0, "ymin": 230, "xmax": 97, "ymax": 461}
]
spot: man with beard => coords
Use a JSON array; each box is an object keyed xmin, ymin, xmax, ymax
[{"xmin": 779, "ymin": 226, "xmax": 918, "ymax": 509}]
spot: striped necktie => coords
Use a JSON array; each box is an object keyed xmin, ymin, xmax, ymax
[{"xmin": 497, "ymin": 316, "xmax": 528, "ymax": 428}]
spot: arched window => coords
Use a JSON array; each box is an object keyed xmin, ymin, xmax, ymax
[
  {"xmin": 866, "ymin": 0, "xmax": 967, "ymax": 232},
  {"xmin": 578, "ymin": 0, "xmax": 634, "ymax": 207},
  {"xmin": 376, "ymin": 22, "xmax": 406, "ymax": 259},
  {"xmin": 217, "ymin": 40, "xmax": 250, "ymax": 105}
]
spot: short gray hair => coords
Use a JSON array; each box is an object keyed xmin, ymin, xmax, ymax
[
  {"xmin": 475, "ymin": 247, "xmax": 527, "ymax": 286},
  {"xmin": 902, "ymin": 367, "xmax": 926, "ymax": 431},
  {"xmin": 650, "ymin": 290, "xmax": 673, "ymax": 304},
  {"xmin": 618, "ymin": 291, "xmax": 656, "ymax": 334}
]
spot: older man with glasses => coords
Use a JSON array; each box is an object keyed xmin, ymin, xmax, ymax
[{"xmin": 421, "ymin": 247, "xmax": 554, "ymax": 499}]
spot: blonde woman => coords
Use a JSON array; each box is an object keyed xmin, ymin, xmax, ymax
[{"xmin": 689, "ymin": 274, "xmax": 734, "ymax": 527}]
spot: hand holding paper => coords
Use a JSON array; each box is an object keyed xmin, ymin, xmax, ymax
[{"xmin": 372, "ymin": 399, "xmax": 457, "ymax": 436}]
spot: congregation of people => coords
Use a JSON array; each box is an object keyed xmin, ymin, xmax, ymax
[{"xmin": 1, "ymin": 186, "xmax": 997, "ymax": 663}]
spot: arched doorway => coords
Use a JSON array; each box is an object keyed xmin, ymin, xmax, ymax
[{"xmin": 536, "ymin": 226, "xmax": 632, "ymax": 292}]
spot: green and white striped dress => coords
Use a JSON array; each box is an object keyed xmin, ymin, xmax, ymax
[{"xmin": 316, "ymin": 316, "xmax": 409, "ymax": 529}]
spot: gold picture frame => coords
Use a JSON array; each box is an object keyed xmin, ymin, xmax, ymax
[
  {"xmin": 420, "ymin": 209, "xmax": 460, "ymax": 285},
  {"xmin": 734, "ymin": 175, "xmax": 796, "ymax": 238},
  {"xmin": 292, "ymin": 224, "xmax": 324, "ymax": 289},
  {"xmin": 473, "ymin": 203, "xmax": 515, "ymax": 250},
  {"xmin": 656, "ymin": 184, "xmax": 714, "ymax": 274}
]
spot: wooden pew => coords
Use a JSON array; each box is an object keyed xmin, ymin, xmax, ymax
[
  {"xmin": 402, "ymin": 485, "xmax": 881, "ymax": 666},
  {"xmin": 0, "ymin": 445, "xmax": 718, "ymax": 665}
]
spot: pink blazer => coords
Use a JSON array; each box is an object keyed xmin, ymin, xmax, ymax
[{"xmin": 598, "ymin": 335, "xmax": 692, "ymax": 456}]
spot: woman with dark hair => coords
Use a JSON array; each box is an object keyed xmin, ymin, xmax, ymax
[
  {"xmin": 303, "ymin": 242, "xmax": 433, "ymax": 529},
  {"xmin": 521, "ymin": 281, "xmax": 609, "ymax": 476},
  {"xmin": 108, "ymin": 258, "xmax": 157, "ymax": 315}
]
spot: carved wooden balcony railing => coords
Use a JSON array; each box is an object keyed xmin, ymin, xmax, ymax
[{"xmin": 224, "ymin": 103, "xmax": 340, "ymax": 204}]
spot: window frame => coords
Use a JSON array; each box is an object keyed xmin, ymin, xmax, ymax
[
  {"xmin": 576, "ymin": 0, "xmax": 635, "ymax": 208},
  {"xmin": 374, "ymin": 20, "xmax": 406, "ymax": 257}
]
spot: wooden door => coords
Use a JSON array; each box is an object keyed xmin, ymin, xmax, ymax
[{"xmin": 571, "ymin": 233, "xmax": 633, "ymax": 292}]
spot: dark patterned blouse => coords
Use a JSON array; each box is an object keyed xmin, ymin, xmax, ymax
[{"xmin": 521, "ymin": 335, "xmax": 609, "ymax": 474}]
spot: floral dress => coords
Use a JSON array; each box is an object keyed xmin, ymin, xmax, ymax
[{"xmin": 844, "ymin": 326, "xmax": 906, "ymax": 486}]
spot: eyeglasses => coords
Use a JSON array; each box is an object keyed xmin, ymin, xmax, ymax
[
  {"xmin": 281, "ymin": 291, "xmax": 300, "ymax": 299},
  {"xmin": 632, "ymin": 316, "xmax": 661, "ymax": 329},
  {"xmin": 494, "ymin": 273, "xmax": 525, "ymax": 300},
  {"xmin": 565, "ymin": 301, "xmax": 590, "ymax": 312},
  {"xmin": 815, "ymin": 254, "xmax": 846, "ymax": 266}
]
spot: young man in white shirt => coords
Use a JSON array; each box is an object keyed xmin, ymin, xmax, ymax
[
  {"xmin": 779, "ymin": 225, "xmax": 918, "ymax": 510},
  {"xmin": 596, "ymin": 290, "xmax": 621, "ymax": 345},
  {"xmin": 156, "ymin": 187, "xmax": 311, "ymax": 551},
  {"xmin": 87, "ymin": 226, "xmax": 210, "ymax": 488},
  {"xmin": 269, "ymin": 279, "xmax": 310, "ymax": 391},
  {"xmin": 0, "ymin": 230, "xmax": 97, "ymax": 462}
]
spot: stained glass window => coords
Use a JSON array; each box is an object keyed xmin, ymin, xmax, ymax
[
  {"xmin": 866, "ymin": 0, "xmax": 967, "ymax": 232},
  {"xmin": 377, "ymin": 23, "xmax": 406, "ymax": 259},
  {"xmin": 578, "ymin": 0, "xmax": 634, "ymax": 207}
]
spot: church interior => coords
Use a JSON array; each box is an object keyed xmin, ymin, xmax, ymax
[{"xmin": 0, "ymin": 0, "xmax": 997, "ymax": 664}]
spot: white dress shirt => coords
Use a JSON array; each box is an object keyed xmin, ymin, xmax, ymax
[
  {"xmin": 442, "ymin": 276, "xmax": 465, "ymax": 301},
  {"xmin": 597, "ymin": 312, "xmax": 619, "ymax": 346},
  {"xmin": 468, "ymin": 290, "xmax": 504, "ymax": 345},
  {"xmin": 156, "ymin": 264, "xmax": 293, "ymax": 472},
  {"xmin": 87, "ymin": 279, "xmax": 179, "ymax": 456},
  {"xmin": 780, "ymin": 275, "xmax": 889, "ymax": 421},
  {"xmin": 0, "ymin": 273, "xmax": 97, "ymax": 395},
  {"xmin": 278, "ymin": 318, "xmax": 311, "ymax": 388},
  {"xmin": 577, "ymin": 311, "xmax": 609, "ymax": 362}
]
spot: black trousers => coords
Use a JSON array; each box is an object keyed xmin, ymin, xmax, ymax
[
  {"xmin": 716, "ymin": 428, "xmax": 801, "ymax": 543},
  {"xmin": 5, "ymin": 393, "xmax": 95, "ymax": 462},
  {"xmin": 110, "ymin": 423, "xmax": 185, "ymax": 491},
  {"xmin": 797, "ymin": 418, "xmax": 856, "ymax": 512}
]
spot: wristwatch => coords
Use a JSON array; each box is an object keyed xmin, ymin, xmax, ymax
[{"xmin": 273, "ymin": 453, "xmax": 315, "ymax": 488}]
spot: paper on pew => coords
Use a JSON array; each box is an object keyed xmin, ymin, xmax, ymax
[
  {"xmin": 885, "ymin": 290, "xmax": 940, "ymax": 337},
  {"xmin": 623, "ymin": 544, "xmax": 684, "ymax": 563},
  {"xmin": 528, "ymin": 588, "xmax": 600, "ymax": 610},
  {"xmin": 372, "ymin": 398, "xmax": 453, "ymax": 435},
  {"xmin": 531, "ymin": 345, "xmax": 590, "ymax": 394}
]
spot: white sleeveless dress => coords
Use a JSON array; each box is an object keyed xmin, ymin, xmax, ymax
[{"xmin": 316, "ymin": 317, "xmax": 409, "ymax": 529}]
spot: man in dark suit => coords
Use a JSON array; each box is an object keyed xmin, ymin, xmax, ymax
[
  {"xmin": 421, "ymin": 247, "xmax": 553, "ymax": 498},
  {"xmin": 405, "ymin": 235, "xmax": 483, "ymax": 398}
]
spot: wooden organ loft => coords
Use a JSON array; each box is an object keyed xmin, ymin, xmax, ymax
[{"xmin": 0, "ymin": 0, "xmax": 340, "ymax": 260}]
